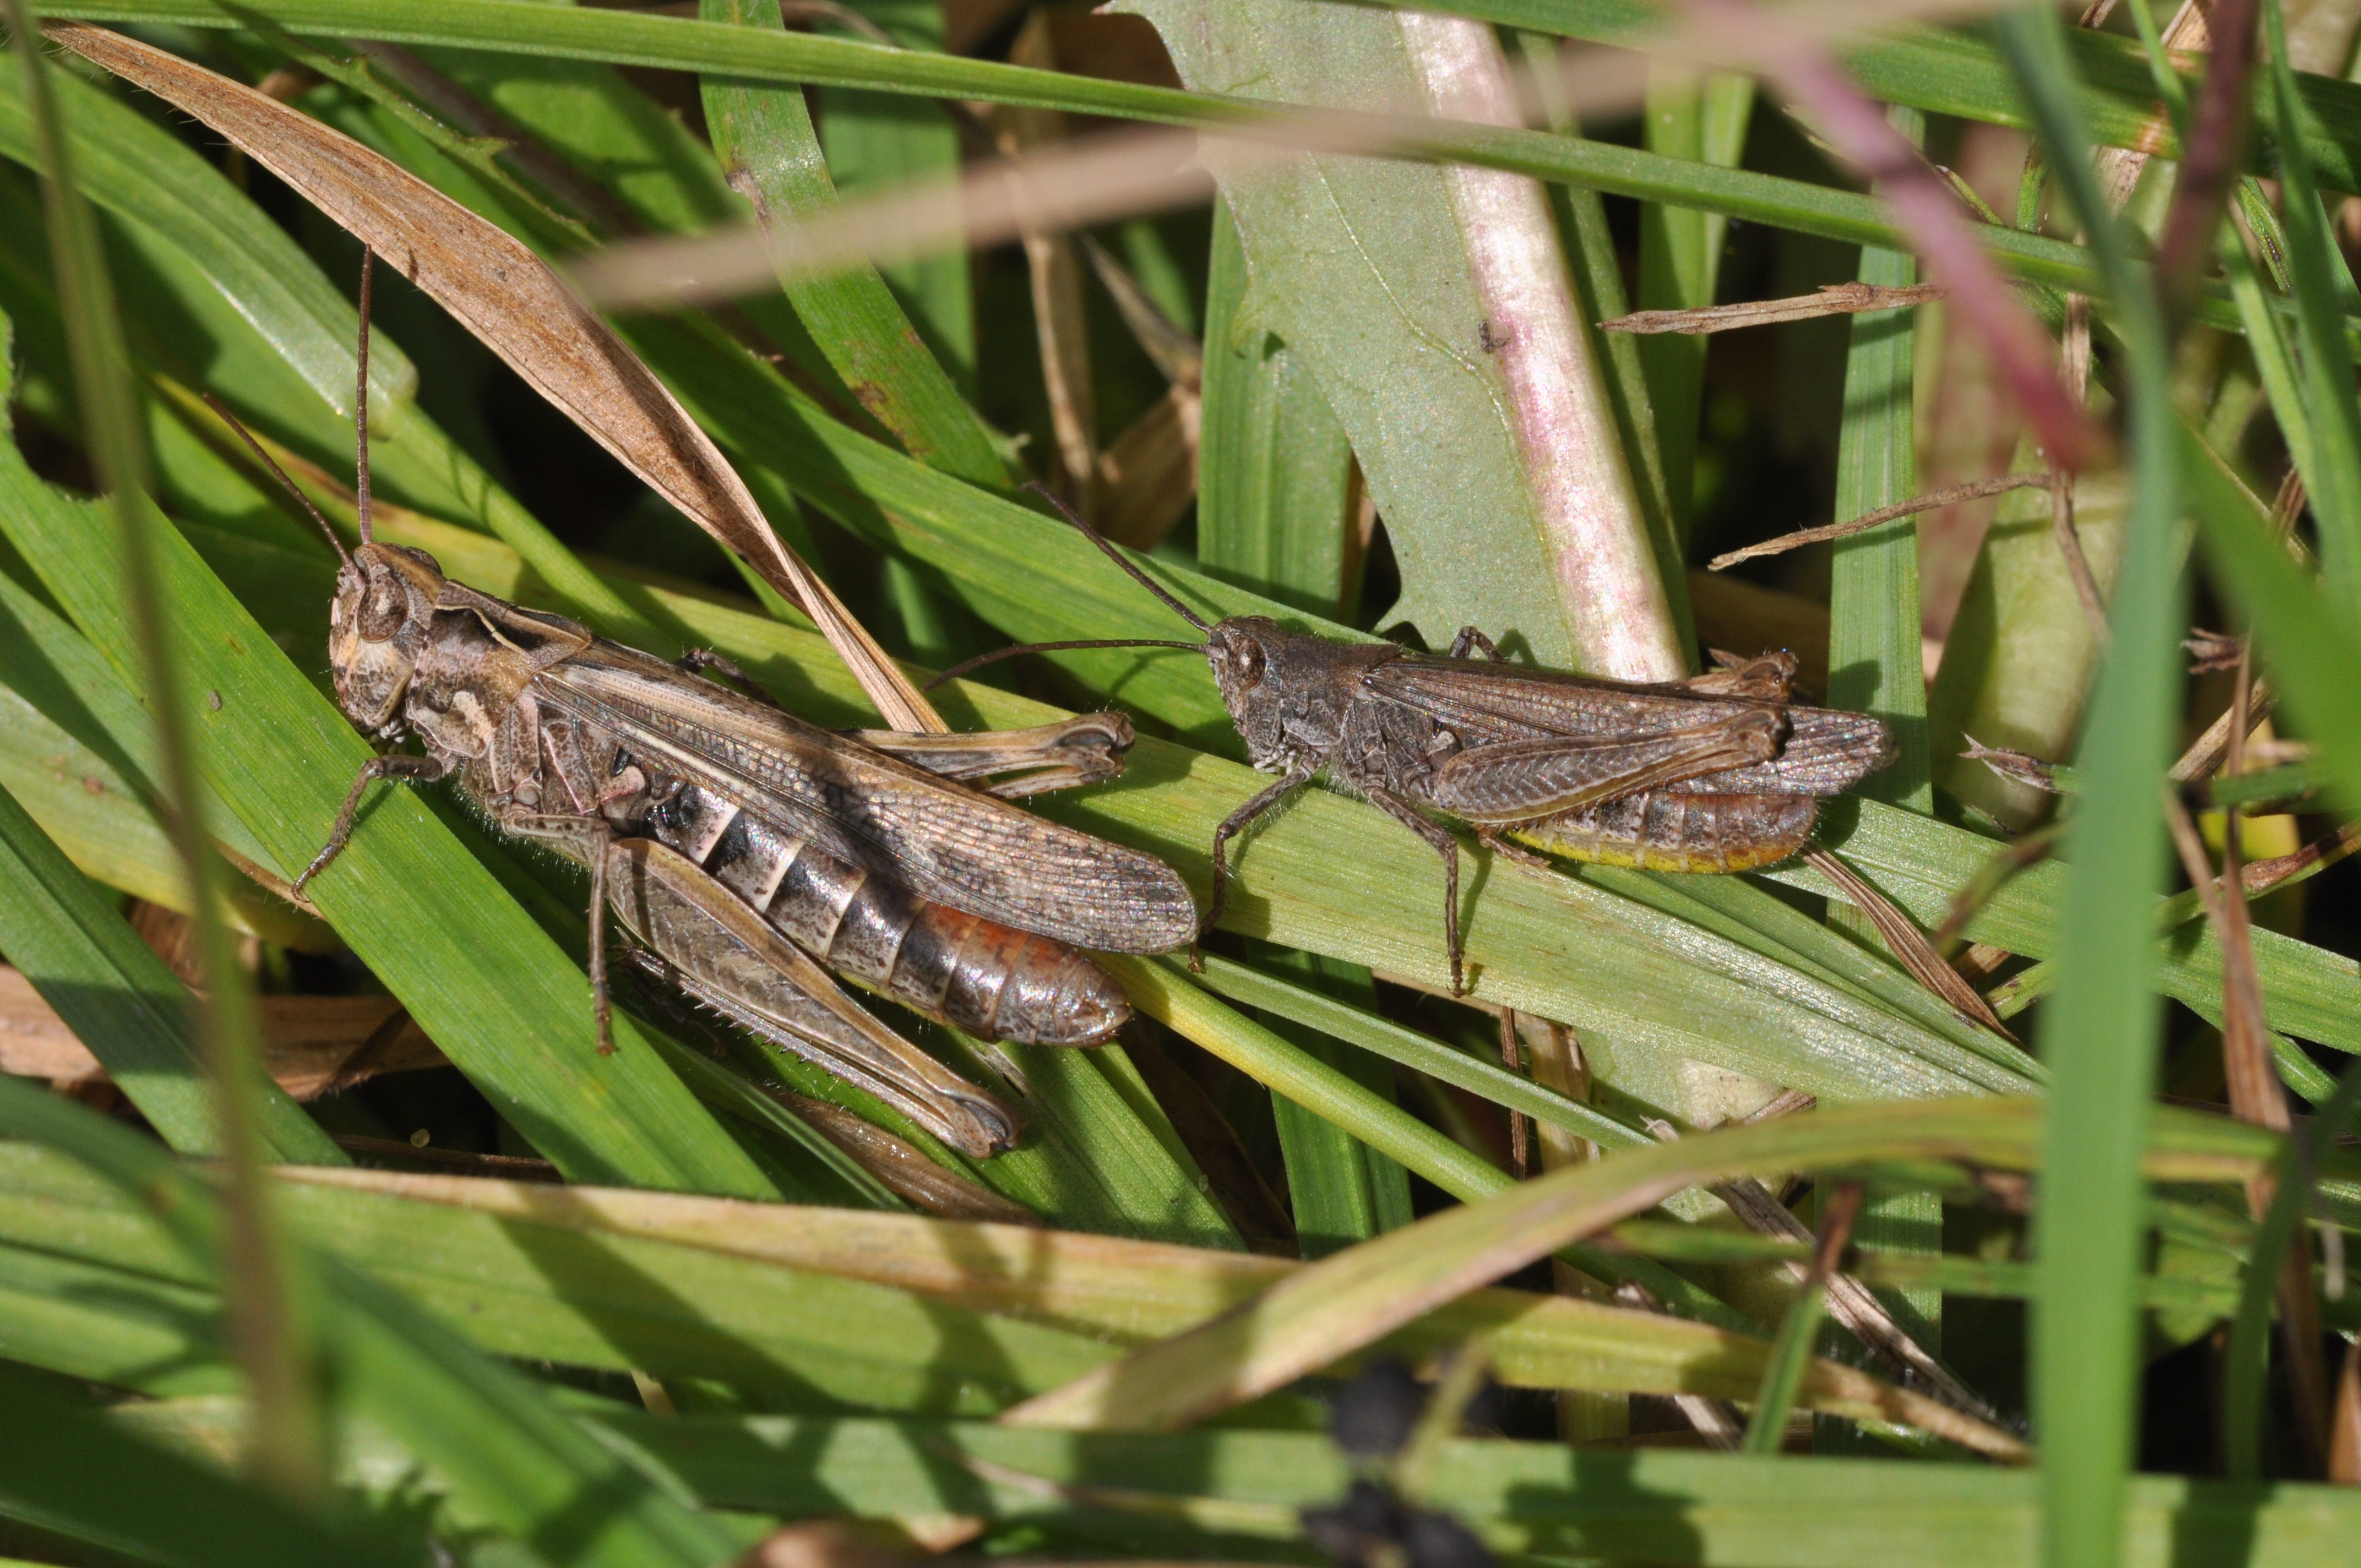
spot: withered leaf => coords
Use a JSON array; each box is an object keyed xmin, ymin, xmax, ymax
[{"xmin": 47, "ymin": 21, "xmax": 945, "ymax": 733}]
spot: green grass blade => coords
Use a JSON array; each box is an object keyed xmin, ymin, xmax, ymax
[
  {"xmin": 1252, "ymin": 946, "xmax": 1403, "ymax": 1257},
  {"xmin": 1109, "ymin": 954, "xmax": 1755, "ymax": 1332},
  {"xmin": 1996, "ymin": 12, "xmax": 2184, "ymax": 1568},
  {"xmin": 2223, "ymin": 1057, "xmax": 2361, "ymax": 1477},
  {"xmin": 0, "ymin": 1073, "xmax": 747, "ymax": 1567},
  {"xmin": 1635, "ymin": 67, "xmax": 1750, "ymax": 545},
  {"xmin": 2263, "ymin": 0, "xmax": 2361, "ymax": 614},
  {"xmin": 1741, "ymin": 1274, "xmax": 1829, "ymax": 1455},
  {"xmin": 1821, "ymin": 105, "xmax": 1939, "ymax": 1398},
  {"xmin": 0, "ymin": 777, "xmax": 339, "ymax": 1163},
  {"xmin": 6, "ymin": 4, "xmax": 327, "ymax": 1491},
  {"xmin": 814, "ymin": 2, "xmax": 978, "ymax": 397},
  {"xmin": 1192, "ymin": 950, "xmax": 1647, "ymax": 1152},
  {"xmin": 697, "ymin": 0, "xmax": 1004, "ymax": 486},
  {"xmin": 0, "ymin": 562, "xmax": 334, "ymax": 950},
  {"xmin": 0, "ymin": 1359, "xmax": 411, "ymax": 1568},
  {"xmin": 2182, "ymin": 428, "xmax": 2361, "ymax": 815},
  {"xmin": 1195, "ymin": 198, "xmax": 1357, "ymax": 619}
]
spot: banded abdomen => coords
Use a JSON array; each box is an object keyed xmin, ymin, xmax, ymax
[
  {"xmin": 648, "ymin": 781, "xmax": 1128, "ymax": 1047},
  {"xmin": 1511, "ymin": 791, "xmax": 1819, "ymax": 873}
]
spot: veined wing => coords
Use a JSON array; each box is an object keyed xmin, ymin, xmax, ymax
[
  {"xmin": 536, "ymin": 642, "xmax": 1198, "ymax": 952},
  {"xmin": 1366, "ymin": 656, "xmax": 1895, "ymax": 797}
]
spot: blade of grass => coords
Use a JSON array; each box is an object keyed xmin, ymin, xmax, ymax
[
  {"xmin": 1195, "ymin": 198, "xmax": 1357, "ymax": 620},
  {"xmin": 1105, "ymin": 954, "xmax": 1754, "ymax": 1332},
  {"xmin": 0, "ymin": 1070, "xmax": 748, "ymax": 1568},
  {"xmin": 695, "ymin": 0, "xmax": 1004, "ymax": 486},
  {"xmin": 0, "ymin": 1142, "xmax": 1924, "ymax": 1422},
  {"xmin": 0, "ymin": 1360, "xmax": 411, "ymax": 1568},
  {"xmin": 1996, "ymin": 12, "xmax": 2185, "ymax": 1568},
  {"xmin": 1635, "ymin": 66, "xmax": 1750, "ymax": 545},
  {"xmin": 2224, "ymin": 1055, "xmax": 2361, "ymax": 1477},
  {"xmin": 115, "ymin": 1400, "xmax": 2361, "ymax": 1564},
  {"xmin": 0, "ymin": 778, "xmax": 340, "ymax": 1163},
  {"xmin": 1742, "ymin": 1181, "xmax": 1861, "ymax": 1455},
  {"xmin": 1821, "ymin": 103, "xmax": 1941, "ymax": 1400},
  {"xmin": 2262, "ymin": 0, "xmax": 2361, "ymax": 615},
  {"xmin": 3, "ymin": 2, "xmax": 322, "ymax": 1496},
  {"xmin": 998, "ymin": 1096, "xmax": 2277, "ymax": 1437}
]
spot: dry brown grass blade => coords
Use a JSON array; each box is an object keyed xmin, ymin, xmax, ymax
[
  {"xmin": 1095, "ymin": 386, "xmax": 1200, "ymax": 549},
  {"xmin": 1707, "ymin": 473, "xmax": 2050, "ymax": 569},
  {"xmin": 995, "ymin": 13, "xmax": 1098, "ymax": 516},
  {"xmin": 1, "ymin": 966, "xmax": 444, "ymax": 1099},
  {"xmin": 45, "ymin": 22, "xmax": 945, "ymax": 734},
  {"xmin": 1800, "ymin": 845, "xmax": 2017, "ymax": 1039},
  {"xmin": 1599, "ymin": 281, "xmax": 1947, "ymax": 335}
]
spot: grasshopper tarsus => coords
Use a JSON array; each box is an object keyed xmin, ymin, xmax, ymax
[
  {"xmin": 676, "ymin": 647, "xmax": 784, "ymax": 710},
  {"xmin": 296, "ymin": 752, "xmax": 451, "ymax": 896},
  {"xmin": 1448, "ymin": 625, "xmax": 1508, "ymax": 662}
]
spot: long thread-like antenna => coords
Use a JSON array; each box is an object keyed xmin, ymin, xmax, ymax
[
  {"xmin": 922, "ymin": 636, "xmax": 1202, "ymax": 690},
  {"xmin": 1024, "ymin": 481, "xmax": 1213, "ymax": 635},
  {"xmin": 355, "ymin": 248, "xmax": 375, "ymax": 546},
  {"xmin": 202, "ymin": 393, "xmax": 353, "ymax": 573}
]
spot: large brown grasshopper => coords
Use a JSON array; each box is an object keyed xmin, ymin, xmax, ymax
[
  {"xmin": 229, "ymin": 258, "xmax": 1197, "ymax": 1158},
  {"xmin": 940, "ymin": 502, "xmax": 1895, "ymax": 993}
]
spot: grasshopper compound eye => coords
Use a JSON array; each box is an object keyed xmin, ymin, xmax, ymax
[
  {"xmin": 1230, "ymin": 638, "xmax": 1267, "ymax": 689},
  {"xmin": 356, "ymin": 565, "xmax": 409, "ymax": 641}
]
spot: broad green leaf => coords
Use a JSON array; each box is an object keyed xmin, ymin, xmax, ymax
[{"xmin": 1121, "ymin": 0, "xmax": 1683, "ymax": 679}]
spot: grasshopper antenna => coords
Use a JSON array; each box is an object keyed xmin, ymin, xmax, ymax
[
  {"xmin": 355, "ymin": 248, "xmax": 376, "ymax": 547},
  {"xmin": 201, "ymin": 393, "xmax": 353, "ymax": 574},
  {"xmin": 1023, "ymin": 481, "xmax": 1213, "ymax": 635},
  {"xmin": 922, "ymin": 636, "xmax": 1201, "ymax": 690}
]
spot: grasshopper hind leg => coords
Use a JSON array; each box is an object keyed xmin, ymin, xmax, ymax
[
  {"xmin": 501, "ymin": 810, "xmax": 622, "ymax": 1056},
  {"xmin": 1364, "ymin": 786, "xmax": 1468, "ymax": 994}
]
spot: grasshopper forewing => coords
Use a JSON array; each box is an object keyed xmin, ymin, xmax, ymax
[
  {"xmin": 229, "ymin": 255, "xmax": 1196, "ymax": 1158},
  {"xmin": 936, "ymin": 497, "xmax": 1895, "ymax": 994}
]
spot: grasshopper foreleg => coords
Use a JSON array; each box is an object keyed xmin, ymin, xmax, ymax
[
  {"xmin": 502, "ymin": 810, "xmax": 619, "ymax": 1056},
  {"xmin": 1364, "ymin": 787, "xmax": 1468, "ymax": 994},
  {"xmin": 1206, "ymin": 762, "xmax": 1316, "ymax": 943},
  {"xmin": 295, "ymin": 753, "xmax": 452, "ymax": 897}
]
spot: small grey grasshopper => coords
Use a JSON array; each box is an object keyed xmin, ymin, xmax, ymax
[
  {"xmin": 937, "ymin": 499, "xmax": 1895, "ymax": 993},
  {"xmin": 226, "ymin": 256, "xmax": 1197, "ymax": 1158}
]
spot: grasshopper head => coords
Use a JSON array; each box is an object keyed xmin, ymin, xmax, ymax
[
  {"xmin": 329, "ymin": 542, "xmax": 447, "ymax": 732},
  {"xmin": 1204, "ymin": 617, "xmax": 1308, "ymax": 768}
]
